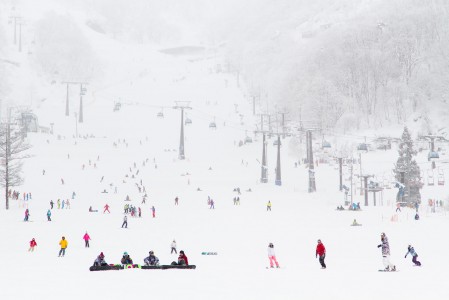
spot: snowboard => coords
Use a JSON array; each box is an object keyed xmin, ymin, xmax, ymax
[
  {"xmin": 201, "ymin": 252, "xmax": 218, "ymax": 255},
  {"xmin": 141, "ymin": 265, "xmax": 162, "ymax": 269},
  {"xmin": 124, "ymin": 264, "xmax": 140, "ymax": 269},
  {"xmin": 378, "ymin": 269, "xmax": 398, "ymax": 272},
  {"xmin": 89, "ymin": 264, "xmax": 123, "ymax": 271},
  {"xmin": 161, "ymin": 265, "xmax": 196, "ymax": 270}
]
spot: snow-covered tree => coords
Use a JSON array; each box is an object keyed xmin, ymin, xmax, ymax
[
  {"xmin": 0, "ymin": 122, "xmax": 31, "ymax": 210},
  {"xmin": 393, "ymin": 127, "xmax": 421, "ymax": 204}
]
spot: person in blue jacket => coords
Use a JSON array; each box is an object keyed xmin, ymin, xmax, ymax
[{"xmin": 405, "ymin": 245, "xmax": 421, "ymax": 266}]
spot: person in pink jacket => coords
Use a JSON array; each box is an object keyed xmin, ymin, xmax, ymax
[
  {"xmin": 267, "ymin": 243, "xmax": 280, "ymax": 268},
  {"xmin": 83, "ymin": 232, "xmax": 91, "ymax": 248}
]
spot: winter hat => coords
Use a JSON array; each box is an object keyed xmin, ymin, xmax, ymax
[{"xmin": 100, "ymin": 252, "xmax": 104, "ymax": 257}]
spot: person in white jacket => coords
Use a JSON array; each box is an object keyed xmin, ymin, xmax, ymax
[
  {"xmin": 171, "ymin": 240, "xmax": 177, "ymax": 254},
  {"xmin": 267, "ymin": 243, "xmax": 280, "ymax": 268}
]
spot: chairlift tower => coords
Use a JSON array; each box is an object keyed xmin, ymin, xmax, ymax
[
  {"xmin": 62, "ymin": 81, "xmax": 88, "ymax": 119},
  {"xmin": 255, "ymin": 113, "xmax": 271, "ymax": 183},
  {"xmin": 173, "ymin": 101, "xmax": 192, "ymax": 160}
]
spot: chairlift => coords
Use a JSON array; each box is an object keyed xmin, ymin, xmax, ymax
[
  {"xmin": 157, "ymin": 111, "xmax": 164, "ymax": 118},
  {"xmin": 428, "ymin": 151, "xmax": 439, "ymax": 161},
  {"xmin": 209, "ymin": 122, "xmax": 217, "ymax": 129},
  {"xmin": 245, "ymin": 136, "xmax": 253, "ymax": 143},
  {"xmin": 273, "ymin": 139, "xmax": 281, "ymax": 146},
  {"xmin": 357, "ymin": 143, "xmax": 368, "ymax": 151},
  {"xmin": 185, "ymin": 118, "xmax": 192, "ymax": 125},
  {"xmin": 438, "ymin": 169, "xmax": 445, "ymax": 186},
  {"xmin": 322, "ymin": 141, "xmax": 331, "ymax": 148},
  {"xmin": 427, "ymin": 170, "xmax": 434, "ymax": 186}
]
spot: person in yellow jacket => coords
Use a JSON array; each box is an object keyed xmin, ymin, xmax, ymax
[
  {"xmin": 267, "ymin": 201, "xmax": 272, "ymax": 211},
  {"xmin": 58, "ymin": 236, "xmax": 68, "ymax": 257}
]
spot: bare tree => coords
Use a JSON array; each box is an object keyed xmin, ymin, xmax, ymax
[{"xmin": 0, "ymin": 120, "xmax": 31, "ymax": 210}]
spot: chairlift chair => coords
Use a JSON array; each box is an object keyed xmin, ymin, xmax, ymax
[
  {"xmin": 428, "ymin": 151, "xmax": 439, "ymax": 161},
  {"xmin": 427, "ymin": 170, "xmax": 435, "ymax": 186},
  {"xmin": 357, "ymin": 143, "xmax": 368, "ymax": 151},
  {"xmin": 322, "ymin": 141, "xmax": 331, "ymax": 149},
  {"xmin": 245, "ymin": 136, "xmax": 253, "ymax": 143},
  {"xmin": 209, "ymin": 122, "xmax": 217, "ymax": 129},
  {"xmin": 185, "ymin": 118, "xmax": 192, "ymax": 125},
  {"xmin": 157, "ymin": 112, "xmax": 164, "ymax": 118}
]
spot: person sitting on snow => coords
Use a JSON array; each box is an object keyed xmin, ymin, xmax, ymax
[
  {"xmin": 93, "ymin": 252, "xmax": 108, "ymax": 266},
  {"xmin": 121, "ymin": 252, "xmax": 133, "ymax": 264},
  {"xmin": 144, "ymin": 251, "xmax": 160, "ymax": 266}
]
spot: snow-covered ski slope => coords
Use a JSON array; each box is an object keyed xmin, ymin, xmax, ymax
[{"xmin": 1, "ymin": 2, "xmax": 449, "ymax": 300}]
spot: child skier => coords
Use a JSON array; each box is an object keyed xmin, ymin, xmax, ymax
[
  {"xmin": 83, "ymin": 232, "xmax": 91, "ymax": 248},
  {"xmin": 377, "ymin": 232, "xmax": 396, "ymax": 271},
  {"xmin": 405, "ymin": 245, "xmax": 421, "ymax": 266},
  {"xmin": 267, "ymin": 243, "xmax": 280, "ymax": 268}
]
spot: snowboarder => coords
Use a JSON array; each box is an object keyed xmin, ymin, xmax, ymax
[
  {"xmin": 267, "ymin": 243, "xmax": 280, "ymax": 268},
  {"xmin": 209, "ymin": 199, "xmax": 215, "ymax": 209},
  {"xmin": 83, "ymin": 232, "xmax": 91, "ymax": 248},
  {"xmin": 24, "ymin": 209, "xmax": 30, "ymax": 222},
  {"xmin": 47, "ymin": 209, "xmax": 52, "ymax": 221},
  {"xmin": 50, "ymin": 200, "xmax": 54, "ymax": 209},
  {"xmin": 175, "ymin": 197, "xmax": 179, "ymax": 205},
  {"xmin": 316, "ymin": 239, "xmax": 326, "ymax": 269},
  {"xmin": 267, "ymin": 201, "xmax": 272, "ymax": 211},
  {"xmin": 103, "ymin": 204, "xmax": 110, "ymax": 213},
  {"xmin": 405, "ymin": 245, "xmax": 421, "ymax": 266},
  {"xmin": 58, "ymin": 236, "xmax": 68, "ymax": 257},
  {"xmin": 57, "ymin": 199, "xmax": 61, "ymax": 209},
  {"xmin": 171, "ymin": 240, "xmax": 177, "ymax": 254},
  {"xmin": 121, "ymin": 252, "xmax": 133, "ymax": 264},
  {"xmin": 122, "ymin": 215, "xmax": 128, "ymax": 228},
  {"xmin": 151, "ymin": 206, "xmax": 156, "ymax": 218},
  {"xmin": 93, "ymin": 252, "xmax": 107, "ymax": 266},
  {"xmin": 172, "ymin": 250, "xmax": 189, "ymax": 266},
  {"xmin": 29, "ymin": 238, "xmax": 37, "ymax": 252},
  {"xmin": 377, "ymin": 232, "xmax": 396, "ymax": 271},
  {"xmin": 144, "ymin": 251, "xmax": 160, "ymax": 266}
]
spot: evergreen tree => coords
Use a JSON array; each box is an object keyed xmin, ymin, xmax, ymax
[{"xmin": 393, "ymin": 127, "xmax": 422, "ymax": 203}]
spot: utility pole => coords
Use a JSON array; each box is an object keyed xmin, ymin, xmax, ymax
[
  {"xmin": 18, "ymin": 21, "xmax": 24, "ymax": 52},
  {"xmin": 255, "ymin": 114, "xmax": 270, "ymax": 183},
  {"xmin": 355, "ymin": 174, "xmax": 374, "ymax": 206},
  {"xmin": 275, "ymin": 134, "xmax": 281, "ymax": 186},
  {"xmin": 350, "ymin": 163, "xmax": 353, "ymax": 205},
  {"xmin": 9, "ymin": 16, "xmax": 21, "ymax": 45},
  {"xmin": 173, "ymin": 101, "xmax": 192, "ymax": 160},
  {"xmin": 61, "ymin": 81, "xmax": 88, "ymax": 118},
  {"xmin": 307, "ymin": 130, "xmax": 316, "ymax": 192}
]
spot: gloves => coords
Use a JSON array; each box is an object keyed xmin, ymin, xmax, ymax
[
  {"xmin": 316, "ymin": 254, "xmax": 317, "ymax": 258},
  {"xmin": 404, "ymin": 255, "xmax": 407, "ymax": 258},
  {"xmin": 377, "ymin": 245, "xmax": 381, "ymax": 248}
]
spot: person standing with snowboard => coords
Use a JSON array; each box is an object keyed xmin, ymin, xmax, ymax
[
  {"xmin": 377, "ymin": 232, "xmax": 396, "ymax": 271},
  {"xmin": 405, "ymin": 245, "xmax": 421, "ymax": 266},
  {"xmin": 267, "ymin": 243, "xmax": 280, "ymax": 268},
  {"xmin": 316, "ymin": 239, "xmax": 326, "ymax": 269},
  {"xmin": 171, "ymin": 240, "xmax": 177, "ymax": 254},
  {"xmin": 122, "ymin": 215, "xmax": 128, "ymax": 228}
]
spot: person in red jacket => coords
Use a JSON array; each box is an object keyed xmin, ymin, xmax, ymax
[
  {"xmin": 177, "ymin": 250, "xmax": 189, "ymax": 265},
  {"xmin": 28, "ymin": 238, "xmax": 37, "ymax": 252},
  {"xmin": 316, "ymin": 239, "xmax": 326, "ymax": 269}
]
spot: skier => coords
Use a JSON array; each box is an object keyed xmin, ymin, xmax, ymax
[
  {"xmin": 61, "ymin": 200, "xmax": 65, "ymax": 209},
  {"xmin": 209, "ymin": 199, "xmax": 215, "ymax": 209},
  {"xmin": 138, "ymin": 207, "xmax": 141, "ymax": 217},
  {"xmin": 405, "ymin": 245, "xmax": 421, "ymax": 266},
  {"xmin": 29, "ymin": 238, "xmax": 37, "ymax": 252},
  {"xmin": 267, "ymin": 243, "xmax": 280, "ymax": 268},
  {"xmin": 316, "ymin": 239, "xmax": 326, "ymax": 269},
  {"xmin": 122, "ymin": 215, "xmax": 128, "ymax": 228},
  {"xmin": 47, "ymin": 209, "xmax": 52, "ymax": 221},
  {"xmin": 103, "ymin": 204, "xmax": 110, "ymax": 213},
  {"xmin": 24, "ymin": 209, "xmax": 30, "ymax": 221},
  {"xmin": 267, "ymin": 201, "xmax": 272, "ymax": 211},
  {"xmin": 66, "ymin": 199, "xmax": 70, "ymax": 209},
  {"xmin": 58, "ymin": 236, "xmax": 68, "ymax": 257},
  {"xmin": 83, "ymin": 232, "xmax": 91, "ymax": 248},
  {"xmin": 93, "ymin": 252, "xmax": 108, "ymax": 267},
  {"xmin": 151, "ymin": 206, "xmax": 156, "ymax": 218},
  {"xmin": 50, "ymin": 200, "xmax": 54, "ymax": 209},
  {"xmin": 171, "ymin": 240, "xmax": 177, "ymax": 254},
  {"xmin": 175, "ymin": 197, "xmax": 179, "ymax": 205},
  {"xmin": 57, "ymin": 199, "xmax": 61, "ymax": 209},
  {"xmin": 144, "ymin": 251, "xmax": 160, "ymax": 266},
  {"xmin": 121, "ymin": 252, "xmax": 133, "ymax": 264},
  {"xmin": 377, "ymin": 232, "xmax": 396, "ymax": 271}
]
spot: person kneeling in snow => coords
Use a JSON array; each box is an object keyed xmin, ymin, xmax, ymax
[
  {"xmin": 172, "ymin": 250, "xmax": 189, "ymax": 266},
  {"xmin": 93, "ymin": 252, "xmax": 108, "ymax": 266},
  {"xmin": 121, "ymin": 252, "xmax": 133, "ymax": 265},
  {"xmin": 144, "ymin": 251, "xmax": 160, "ymax": 266}
]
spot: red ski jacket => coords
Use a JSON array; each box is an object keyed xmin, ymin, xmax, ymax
[{"xmin": 316, "ymin": 243, "xmax": 326, "ymax": 256}]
